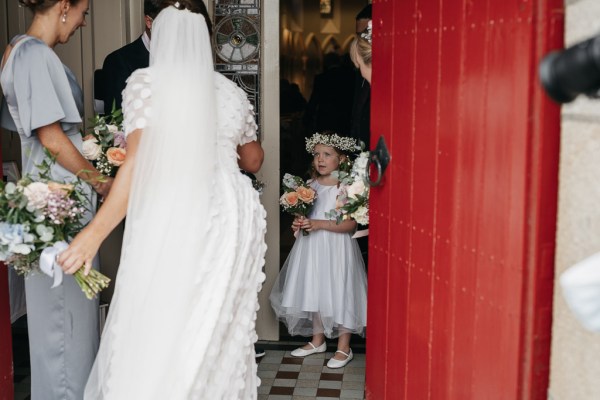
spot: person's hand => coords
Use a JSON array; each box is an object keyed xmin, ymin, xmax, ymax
[
  {"xmin": 291, "ymin": 216, "xmax": 303, "ymax": 232},
  {"xmin": 57, "ymin": 228, "xmax": 101, "ymax": 275},
  {"xmin": 92, "ymin": 176, "xmax": 114, "ymax": 197},
  {"xmin": 299, "ymin": 218, "xmax": 322, "ymax": 233}
]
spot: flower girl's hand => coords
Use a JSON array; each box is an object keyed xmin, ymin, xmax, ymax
[
  {"xmin": 291, "ymin": 216, "xmax": 304, "ymax": 232},
  {"xmin": 300, "ymin": 218, "xmax": 321, "ymax": 232},
  {"xmin": 57, "ymin": 228, "xmax": 101, "ymax": 275}
]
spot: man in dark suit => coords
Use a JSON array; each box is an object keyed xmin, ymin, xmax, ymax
[
  {"xmin": 350, "ymin": 4, "xmax": 372, "ymax": 148},
  {"xmin": 303, "ymin": 52, "xmax": 355, "ymax": 136},
  {"xmin": 100, "ymin": 1, "xmax": 159, "ymax": 115}
]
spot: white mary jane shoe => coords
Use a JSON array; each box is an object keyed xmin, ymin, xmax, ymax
[
  {"xmin": 326, "ymin": 349, "xmax": 353, "ymax": 369},
  {"xmin": 291, "ymin": 341, "xmax": 327, "ymax": 357}
]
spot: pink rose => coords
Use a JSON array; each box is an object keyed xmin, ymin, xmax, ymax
[{"xmin": 47, "ymin": 182, "xmax": 74, "ymax": 194}]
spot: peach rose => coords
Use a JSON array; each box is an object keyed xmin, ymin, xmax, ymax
[
  {"xmin": 47, "ymin": 182, "xmax": 74, "ymax": 194},
  {"xmin": 296, "ymin": 186, "xmax": 315, "ymax": 203},
  {"xmin": 106, "ymin": 147, "xmax": 127, "ymax": 166},
  {"xmin": 283, "ymin": 191, "xmax": 299, "ymax": 207}
]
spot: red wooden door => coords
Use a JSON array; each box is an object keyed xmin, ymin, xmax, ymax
[
  {"xmin": 366, "ymin": 1, "xmax": 563, "ymax": 399},
  {"xmin": 0, "ymin": 152, "xmax": 14, "ymax": 397}
]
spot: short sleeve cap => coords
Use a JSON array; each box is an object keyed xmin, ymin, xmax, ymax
[
  {"xmin": 1, "ymin": 38, "xmax": 81, "ymax": 137},
  {"xmin": 122, "ymin": 69, "xmax": 153, "ymax": 136}
]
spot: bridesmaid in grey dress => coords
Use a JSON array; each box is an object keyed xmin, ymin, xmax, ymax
[{"xmin": 0, "ymin": 1, "xmax": 112, "ymax": 398}]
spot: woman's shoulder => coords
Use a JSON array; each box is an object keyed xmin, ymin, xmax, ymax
[
  {"xmin": 214, "ymin": 72, "xmax": 256, "ymax": 135},
  {"xmin": 8, "ymin": 36, "xmax": 59, "ymax": 69},
  {"xmin": 214, "ymin": 72, "xmax": 244, "ymax": 98},
  {"xmin": 126, "ymin": 68, "xmax": 153, "ymax": 86},
  {"xmin": 123, "ymin": 68, "xmax": 152, "ymax": 99},
  {"xmin": 122, "ymin": 68, "xmax": 153, "ymax": 135}
]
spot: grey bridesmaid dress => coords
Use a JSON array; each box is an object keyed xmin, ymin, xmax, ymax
[{"xmin": 0, "ymin": 35, "xmax": 99, "ymax": 400}]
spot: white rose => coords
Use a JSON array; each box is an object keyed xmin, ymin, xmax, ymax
[
  {"xmin": 106, "ymin": 124, "xmax": 119, "ymax": 134},
  {"xmin": 351, "ymin": 206, "xmax": 369, "ymax": 225},
  {"xmin": 346, "ymin": 180, "xmax": 367, "ymax": 200},
  {"xmin": 355, "ymin": 152, "xmax": 369, "ymax": 169},
  {"xmin": 23, "ymin": 182, "xmax": 50, "ymax": 210},
  {"xmin": 82, "ymin": 139, "xmax": 102, "ymax": 160}
]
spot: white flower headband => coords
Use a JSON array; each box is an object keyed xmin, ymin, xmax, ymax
[
  {"xmin": 360, "ymin": 20, "xmax": 372, "ymax": 44},
  {"xmin": 305, "ymin": 132, "xmax": 358, "ymax": 154}
]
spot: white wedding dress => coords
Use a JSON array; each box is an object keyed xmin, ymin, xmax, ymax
[{"xmin": 84, "ymin": 7, "xmax": 267, "ymax": 400}]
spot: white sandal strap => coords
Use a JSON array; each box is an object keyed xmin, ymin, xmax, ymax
[
  {"xmin": 308, "ymin": 342, "xmax": 317, "ymax": 349},
  {"xmin": 335, "ymin": 349, "xmax": 350, "ymax": 357}
]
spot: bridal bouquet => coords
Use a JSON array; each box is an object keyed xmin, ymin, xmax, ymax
[
  {"xmin": 0, "ymin": 158, "xmax": 111, "ymax": 300},
  {"xmin": 326, "ymin": 151, "xmax": 370, "ymax": 226},
  {"xmin": 280, "ymin": 173, "xmax": 317, "ymax": 236},
  {"xmin": 82, "ymin": 106, "xmax": 126, "ymax": 177}
]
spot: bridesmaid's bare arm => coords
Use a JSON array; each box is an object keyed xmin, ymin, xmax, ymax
[{"xmin": 37, "ymin": 122, "xmax": 113, "ymax": 196}]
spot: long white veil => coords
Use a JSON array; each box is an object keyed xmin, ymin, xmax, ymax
[
  {"xmin": 85, "ymin": 6, "xmax": 222, "ymax": 399},
  {"xmin": 128, "ymin": 5, "xmax": 217, "ymax": 223}
]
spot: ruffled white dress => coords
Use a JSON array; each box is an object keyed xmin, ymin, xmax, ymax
[
  {"xmin": 83, "ymin": 68, "xmax": 267, "ymax": 399},
  {"xmin": 270, "ymin": 180, "xmax": 367, "ymax": 338}
]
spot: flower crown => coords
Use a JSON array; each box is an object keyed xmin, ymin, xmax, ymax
[
  {"xmin": 360, "ymin": 20, "xmax": 372, "ymax": 44},
  {"xmin": 305, "ymin": 132, "xmax": 358, "ymax": 154}
]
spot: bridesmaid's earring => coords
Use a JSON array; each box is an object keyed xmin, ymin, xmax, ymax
[{"xmin": 62, "ymin": 13, "xmax": 67, "ymax": 23}]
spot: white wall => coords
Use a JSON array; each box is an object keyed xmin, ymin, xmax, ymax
[{"xmin": 549, "ymin": 0, "xmax": 600, "ymax": 398}]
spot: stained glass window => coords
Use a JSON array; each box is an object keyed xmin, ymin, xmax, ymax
[{"xmin": 213, "ymin": 0, "xmax": 261, "ymax": 135}]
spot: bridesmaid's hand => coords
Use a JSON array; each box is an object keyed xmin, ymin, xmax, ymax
[
  {"xmin": 92, "ymin": 176, "xmax": 114, "ymax": 197},
  {"xmin": 57, "ymin": 228, "xmax": 101, "ymax": 275}
]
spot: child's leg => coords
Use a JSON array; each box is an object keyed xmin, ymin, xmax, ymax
[
  {"xmin": 300, "ymin": 312, "xmax": 326, "ymax": 349},
  {"xmin": 333, "ymin": 331, "xmax": 351, "ymax": 360}
]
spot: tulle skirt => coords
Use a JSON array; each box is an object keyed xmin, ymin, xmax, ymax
[{"xmin": 270, "ymin": 229, "xmax": 367, "ymax": 338}]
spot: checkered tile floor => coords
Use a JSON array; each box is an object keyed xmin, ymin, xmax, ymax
[
  {"xmin": 257, "ymin": 349, "xmax": 366, "ymax": 400},
  {"xmin": 12, "ymin": 317, "xmax": 366, "ymax": 400}
]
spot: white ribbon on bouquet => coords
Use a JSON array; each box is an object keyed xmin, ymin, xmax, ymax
[{"xmin": 39, "ymin": 240, "xmax": 68, "ymax": 288}]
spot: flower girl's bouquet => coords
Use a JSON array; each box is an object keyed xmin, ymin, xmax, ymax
[
  {"xmin": 82, "ymin": 106, "xmax": 126, "ymax": 177},
  {"xmin": 280, "ymin": 173, "xmax": 317, "ymax": 236},
  {"xmin": 326, "ymin": 151, "xmax": 370, "ymax": 226},
  {"xmin": 0, "ymin": 158, "xmax": 110, "ymax": 299}
]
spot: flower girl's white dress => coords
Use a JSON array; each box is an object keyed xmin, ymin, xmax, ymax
[
  {"xmin": 83, "ymin": 70, "xmax": 266, "ymax": 399},
  {"xmin": 270, "ymin": 180, "xmax": 368, "ymax": 338}
]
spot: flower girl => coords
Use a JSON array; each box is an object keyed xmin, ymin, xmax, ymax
[{"xmin": 270, "ymin": 131, "xmax": 368, "ymax": 368}]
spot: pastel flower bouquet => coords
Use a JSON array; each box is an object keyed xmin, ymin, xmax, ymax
[
  {"xmin": 280, "ymin": 173, "xmax": 317, "ymax": 236},
  {"xmin": 82, "ymin": 106, "xmax": 126, "ymax": 177},
  {"xmin": 325, "ymin": 151, "xmax": 370, "ymax": 226},
  {"xmin": 0, "ymin": 156, "xmax": 110, "ymax": 300}
]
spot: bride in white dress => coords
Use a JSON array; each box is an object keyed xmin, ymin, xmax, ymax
[{"xmin": 58, "ymin": 1, "xmax": 267, "ymax": 398}]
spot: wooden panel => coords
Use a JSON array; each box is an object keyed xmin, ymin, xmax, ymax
[
  {"xmin": 366, "ymin": 0, "xmax": 563, "ymax": 398},
  {"xmin": 364, "ymin": 0, "xmax": 394, "ymax": 397}
]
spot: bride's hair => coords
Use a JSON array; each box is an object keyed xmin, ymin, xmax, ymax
[
  {"xmin": 151, "ymin": 0, "xmax": 212, "ymax": 35},
  {"xmin": 19, "ymin": 0, "xmax": 83, "ymax": 13}
]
